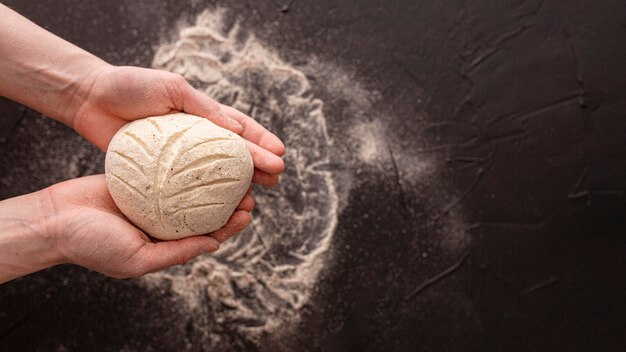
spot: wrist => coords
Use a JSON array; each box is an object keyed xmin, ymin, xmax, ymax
[
  {"xmin": 0, "ymin": 188, "xmax": 66, "ymax": 283},
  {"xmin": 0, "ymin": 3, "xmax": 112, "ymax": 127},
  {"xmin": 49, "ymin": 57, "xmax": 113, "ymax": 128}
]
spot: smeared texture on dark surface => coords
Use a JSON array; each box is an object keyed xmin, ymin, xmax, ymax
[{"xmin": 1, "ymin": 0, "xmax": 625, "ymax": 351}]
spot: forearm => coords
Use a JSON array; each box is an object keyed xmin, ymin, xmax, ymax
[
  {"xmin": 0, "ymin": 4, "xmax": 108, "ymax": 126},
  {"xmin": 0, "ymin": 189, "xmax": 63, "ymax": 283}
]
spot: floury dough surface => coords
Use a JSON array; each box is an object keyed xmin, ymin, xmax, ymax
[{"xmin": 104, "ymin": 113, "xmax": 253, "ymax": 240}]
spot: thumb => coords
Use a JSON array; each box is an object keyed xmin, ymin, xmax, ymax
[{"xmin": 128, "ymin": 236, "xmax": 220, "ymax": 275}]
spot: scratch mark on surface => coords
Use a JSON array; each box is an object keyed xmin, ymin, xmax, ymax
[
  {"xmin": 0, "ymin": 301, "xmax": 49, "ymax": 340},
  {"xmin": 568, "ymin": 190, "xmax": 589, "ymax": 200},
  {"xmin": 404, "ymin": 251, "xmax": 470, "ymax": 300},
  {"xmin": 438, "ymin": 167, "xmax": 485, "ymax": 218},
  {"xmin": 487, "ymin": 93, "xmax": 582, "ymax": 127},
  {"xmin": 521, "ymin": 277, "xmax": 557, "ymax": 295},
  {"xmin": 401, "ymin": 64, "xmax": 424, "ymax": 89},
  {"xmin": 467, "ymin": 25, "xmax": 529, "ymax": 73},
  {"xmin": 387, "ymin": 143, "xmax": 409, "ymax": 213},
  {"xmin": 464, "ymin": 223, "xmax": 482, "ymax": 232},
  {"xmin": 465, "ymin": 0, "xmax": 544, "ymax": 73}
]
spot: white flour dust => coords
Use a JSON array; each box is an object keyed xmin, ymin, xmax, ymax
[
  {"xmin": 142, "ymin": 8, "xmax": 338, "ymax": 345},
  {"xmin": 293, "ymin": 41, "xmax": 472, "ymax": 260},
  {"xmin": 352, "ymin": 120, "xmax": 387, "ymax": 164}
]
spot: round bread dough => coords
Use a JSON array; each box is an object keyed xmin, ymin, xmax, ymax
[{"xmin": 104, "ymin": 113, "xmax": 253, "ymax": 240}]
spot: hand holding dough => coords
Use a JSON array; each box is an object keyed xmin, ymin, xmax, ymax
[{"xmin": 105, "ymin": 113, "xmax": 253, "ymax": 240}]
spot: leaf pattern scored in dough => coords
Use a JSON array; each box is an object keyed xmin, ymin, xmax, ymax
[{"xmin": 109, "ymin": 116, "xmax": 246, "ymax": 235}]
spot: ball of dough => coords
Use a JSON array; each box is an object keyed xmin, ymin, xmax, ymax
[{"xmin": 105, "ymin": 113, "xmax": 253, "ymax": 240}]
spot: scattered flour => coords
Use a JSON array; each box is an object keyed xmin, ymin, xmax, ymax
[
  {"xmin": 142, "ymin": 8, "xmax": 338, "ymax": 346},
  {"xmin": 141, "ymin": 6, "xmax": 472, "ymax": 349},
  {"xmin": 352, "ymin": 120, "xmax": 388, "ymax": 164}
]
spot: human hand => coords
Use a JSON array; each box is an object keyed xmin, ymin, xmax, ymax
[
  {"xmin": 45, "ymin": 175, "xmax": 254, "ymax": 278},
  {"xmin": 71, "ymin": 65, "xmax": 285, "ymax": 186}
]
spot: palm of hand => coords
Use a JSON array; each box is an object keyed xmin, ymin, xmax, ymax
[
  {"xmin": 49, "ymin": 175, "xmax": 241, "ymax": 278},
  {"xmin": 72, "ymin": 66, "xmax": 189, "ymax": 151}
]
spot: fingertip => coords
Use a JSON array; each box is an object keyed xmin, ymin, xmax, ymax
[
  {"xmin": 252, "ymin": 170, "xmax": 280, "ymax": 187},
  {"xmin": 273, "ymin": 141, "xmax": 286, "ymax": 157},
  {"xmin": 274, "ymin": 156, "xmax": 286, "ymax": 174},
  {"xmin": 233, "ymin": 209, "xmax": 251, "ymax": 227},
  {"xmin": 237, "ymin": 194, "xmax": 255, "ymax": 212},
  {"xmin": 247, "ymin": 141, "xmax": 286, "ymax": 175},
  {"xmin": 219, "ymin": 103, "xmax": 285, "ymax": 156},
  {"xmin": 211, "ymin": 210, "xmax": 250, "ymax": 243}
]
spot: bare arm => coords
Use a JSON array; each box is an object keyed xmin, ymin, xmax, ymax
[
  {"xmin": 0, "ymin": 4, "xmax": 105, "ymax": 126},
  {"xmin": 0, "ymin": 189, "xmax": 60, "ymax": 283}
]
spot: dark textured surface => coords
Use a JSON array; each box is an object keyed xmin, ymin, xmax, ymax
[{"xmin": 1, "ymin": 0, "xmax": 625, "ymax": 351}]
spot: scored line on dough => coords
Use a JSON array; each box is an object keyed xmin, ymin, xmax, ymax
[
  {"xmin": 165, "ymin": 177, "xmax": 240, "ymax": 200},
  {"xmin": 110, "ymin": 173, "xmax": 147, "ymax": 199},
  {"xmin": 170, "ymin": 202, "xmax": 226, "ymax": 216},
  {"xmin": 112, "ymin": 151, "xmax": 146, "ymax": 176},
  {"xmin": 177, "ymin": 137, "xmax": 238, "ymax": 158},
  {"xmin": 171, "ymin": 153, "xmax": 236, "ymax": 177},
  {"xmin": 123, "ymin": 131, "xmax": 153, "ymax": 157}
]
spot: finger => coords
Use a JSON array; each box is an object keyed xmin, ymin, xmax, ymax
[
  {"xmin": 220, "ymin": 103, "xmax": 286, "ymax": 156},
  {"xmin": 178, "ymin": 79, "xmax": 243, "ymax": 133},
  {"xmin": 247, "ymin": 140, "xmax": 285, "ymax": 175},
  {"xmin": 237, "ymin": 194, "xmax": 254, "ymax": 212},
  {"xmin": 130, "ymin": 236, "xmax": 220, "ymax": 275},
  {"xmin": 210, "ymin": 210, "xmax": 250, "ymax": 243},
  {"xmin": 252, "ymin": 169, "xmax": 280, "ymax": 187},
  {"xmin": 75, "ymin": 112, "xmax": 127, "ymax": 151}
]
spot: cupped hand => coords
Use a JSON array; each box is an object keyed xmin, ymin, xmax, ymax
[
  {"xmin": 46, "ymin": 175, "xmax": 253, "ymax": 278},
  {"xmin": 71, "ymin": 65, "xmax": 285, "ymax": 186}
]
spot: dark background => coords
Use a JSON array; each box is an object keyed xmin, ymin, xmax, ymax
[{"xmin": 1, "ymin": 0, "xmax": 625, "ymax": 351}]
